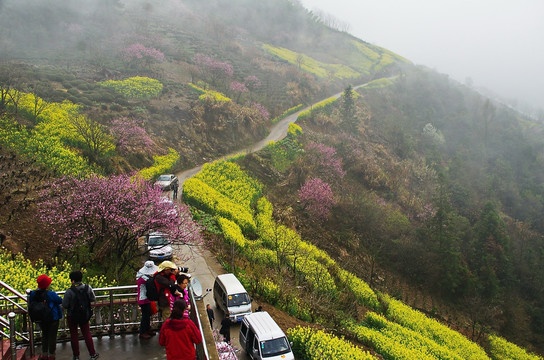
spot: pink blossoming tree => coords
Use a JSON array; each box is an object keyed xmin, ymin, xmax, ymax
[
  {"xmin": 193, "ymin": 53, "xmax": 233, "ymax": 87},
  {"xmin": 247, "ymin": 101, "xmax": 269, "ymax": 120},
  {"xmin": 38, "ymin": 174, "xmax": 201, "ymax": 278},
  {"xmin": 298, "ymin": 178, "xmax": 336, "ymax": 221},
  {"xmin": 122, "ymin": 43, "xmax": 165, "ymax": 68},
  {"xmin": 306, "ymin": 142, "xmax": 346, "ymax": 180},
  {"xmin": 230, "ymin": 81, "xmax": 248, "ymax": 102},
  {"xmin": 110, "ymin": 117, "xmax": 155, "ymax": 155},
  {"xmin": 244, "ymin": 75, "xmax": 262, "ymax": 91}
]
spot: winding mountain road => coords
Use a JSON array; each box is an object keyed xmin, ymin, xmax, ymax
[{"xmin": 175, "ymin": 81, "xmax": 373, "ymax": 185}]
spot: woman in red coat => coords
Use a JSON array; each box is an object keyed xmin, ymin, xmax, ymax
[{"xmin": 159, "ymin": 299, "xmax": 202, "ymax": 360}]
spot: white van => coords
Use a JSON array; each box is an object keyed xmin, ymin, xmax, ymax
[
  {"xmin": 239, "ymin": 311, "xmax": 295, "ymax": 360},
  {"xmin": 213, "ymin": 273, "xmax": 252, "ymax": 322}
]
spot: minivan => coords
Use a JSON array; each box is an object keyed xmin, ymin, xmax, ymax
[
  {"xmin": 213, "ymin": 273, "xmax": 252, "ymax": 322},
  {"xmin": 239, "ymin": 311, "xmax": 295, "ymax": 360}
]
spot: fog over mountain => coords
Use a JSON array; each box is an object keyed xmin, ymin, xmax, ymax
[{"xmin": 301, "ymin": 0, "xmax": 544, "ymax": 117}]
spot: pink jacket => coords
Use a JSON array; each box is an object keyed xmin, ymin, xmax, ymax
[{"xmin": 136, "ymin": 274, "xmax": 151, "ymax": 305}]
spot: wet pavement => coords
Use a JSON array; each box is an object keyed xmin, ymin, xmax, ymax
[
  {"xmin": 45, "ymin": 235, "xmax": 246, "ymax": 359},
  {"xmin": 51, "ymin": 333, "xmax": 166, "ymax": 360},
  {"xmin": 176, "ymin": 243, "xmax": 249, "ymax": 359}
]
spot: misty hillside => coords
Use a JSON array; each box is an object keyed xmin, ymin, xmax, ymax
[{"xmin": 2, "ymin": 0, "xmax": 544, "ymax": 358}]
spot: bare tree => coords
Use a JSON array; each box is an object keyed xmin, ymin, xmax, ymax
[
  {"xmin": 26, "ymin": 84, "xmax": 49, "ymax": 121},
  {"xmin": 6, "ymin": 89, "xmax": 23, "ymax": 116},
  {"xmin": 313, "ymin": 9, "xmax": 351, "ymax": 32},
  {"xmin": 295, "ymin": 54, "xmax": 305, "ymax": 70},
  {"xmin": 68, "ymin": 113, "xmax": 114, "ymax": 164},
  {"xmin": 0, "ymin": 64, "xmax": 22, "ymax": 112}
]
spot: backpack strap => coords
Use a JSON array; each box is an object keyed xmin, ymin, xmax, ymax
[{"xmin": 35, "ymin": 289, "xmax": 49, "ymax": 302}]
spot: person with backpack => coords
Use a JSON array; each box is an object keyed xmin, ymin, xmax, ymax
[
  {"xmin": 136, "ymin": 260, "xmax": 158, "ymax": 339},
  {"xmin": 28, "ymin": 274, "xmax": 63, "ymax": 360},
  {"xmin": 62, "ymin": 271, "xmax": 99, "ymax": 360}
]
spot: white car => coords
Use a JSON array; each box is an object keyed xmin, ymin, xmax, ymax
[
  {"xmin": 146, "ymin": 232, "xmax": 173, "ymax": 261},
  {"xmin": 154, "ymin": 174, "xmax": 178, "ymax": 191}
]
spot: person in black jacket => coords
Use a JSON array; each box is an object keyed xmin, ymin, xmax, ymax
[
  {"xmin": 206, "ymin": 304, "xmax": 214, "ymax": 328},
  {"xmin": 220, "ymin": 316, "xmax": 231, "ymax": 343}
]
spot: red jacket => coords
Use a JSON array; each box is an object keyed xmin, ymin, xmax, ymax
[
  {"xmin": 154, "ymin": 271, "xmax": 175, "ymax": 308},
  {"xmin": 159, "ymin": 318, "xmax": 202, "ymax": 360}
]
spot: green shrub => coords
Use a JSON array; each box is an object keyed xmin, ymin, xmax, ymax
[
  {"xmin": 288, "ymin": 326, "xmax": 375, "ymax": 360},
  {"xmin": 138, "ymin": 148, "xmax": 180, "ymax": 180},
  {"xmin": 98, "ymin": 76, "xmax": 163, "ymax": 99},
  {"xmin": 488, "ymin": 335, "xmax": 543, "ymax": 360}
]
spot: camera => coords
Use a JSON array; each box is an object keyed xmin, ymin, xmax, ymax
[{"xmin": 178, "ymin": 266, "xmax": 189, "ymax": 273}]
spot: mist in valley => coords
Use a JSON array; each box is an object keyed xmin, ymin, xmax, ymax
[{"xmin": 301, "ymin": 0, "xmax": 544, "ymax": 119}]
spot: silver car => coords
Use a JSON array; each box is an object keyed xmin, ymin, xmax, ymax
[
  {"xmin": 154, "ymin": 174, "xmax": 178, "ymax": 191},
  {"xmin": 145, "ymin": 232, "xmax": 173, "ymax": 261}
]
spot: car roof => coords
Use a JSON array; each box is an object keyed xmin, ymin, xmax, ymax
[
  {"xmin": 244, "ymin": 311, "xmax": 286, "ymax": 341},
  {"xmin": 216, "ymin": 273, "xmax": 247, "ymax": 294},
  {"xmin": 149, "ymin": 231, "xmax": 168, "ymax": 237}
]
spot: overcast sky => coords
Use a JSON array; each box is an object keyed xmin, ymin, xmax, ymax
[{"xmin": 300, "ymin": 0, "xmax": 544, "ymax": 112}]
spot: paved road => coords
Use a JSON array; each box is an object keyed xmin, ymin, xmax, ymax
[
  {"xmin": 51, "ymin": 334, "xmax": 166, "ymax": 360},
  {"xmin": 174, "ymin": 243, "xmax": 250, "ymax": 359},
  {"xmin": 174, "ymin": 83, "xmax": 374, "ymax": 185}
]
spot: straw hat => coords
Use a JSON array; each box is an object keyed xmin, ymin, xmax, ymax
[{"xmin": 158, "ymin": 260, "xmax": 177, "ymax": 272}]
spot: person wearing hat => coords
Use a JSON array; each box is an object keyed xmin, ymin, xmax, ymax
[
  {"xmin": 137, "ymin": 260, "xmax": 159, "ymax": 339},
  {"xmin": 28, "ymin": 274, "xmax": 63, "ymax": 360},
  {"xmin": 155, "ymin": 260, "xmax": 181, "ymax": 321}
]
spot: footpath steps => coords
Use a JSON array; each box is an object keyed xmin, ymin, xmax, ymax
[{"xmin": 1, "ymin": 339, "xmax": 28, "ymax": 360}]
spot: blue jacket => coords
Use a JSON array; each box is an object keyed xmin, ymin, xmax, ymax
[{"xmin": 29, "ymin": 289, "xmax": 63, "ymax": 321}]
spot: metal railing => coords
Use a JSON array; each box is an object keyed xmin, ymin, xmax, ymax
[{"xmin": 0, "ymin": 279, "xmax": 216, "ymax": 359}]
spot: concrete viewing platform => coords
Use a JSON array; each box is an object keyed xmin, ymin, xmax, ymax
[{"xmin": 51, "ymin": 334, "xmax": 166, "ymax": 360}]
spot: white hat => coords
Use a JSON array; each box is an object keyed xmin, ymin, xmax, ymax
[{"xmin": 139, "ymin": 260, "xmax": 158, "ymax": 276}]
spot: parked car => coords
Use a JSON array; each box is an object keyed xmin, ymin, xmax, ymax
[
  {"xmin": 239, "ymin": 311, "xmax": 294, "ymax": 360},
  {"xmin": 154, "ymin": 174, "xmax": 178, "ymax": 191},
  {"xmin": 214, "ymin": 273, "xmax": 252, "ymax": 322},
  {"xmin": 145, "ymin": 231, "xmax": 173, "ymax": 261}
]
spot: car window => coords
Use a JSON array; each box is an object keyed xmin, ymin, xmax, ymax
[
  {"xmin": 260, "ymin": 337, "xmax": 291, "ymax": 357},
  {"xmin": 227, "ymin": 292, "xmax": 250, "ymax": 307},
  {"xmin": 148, "ymin": 236, "xmax": 170, "ymax": 246},
  {"xmin": 157, "ymin": 175, "xmax": 170, "ymax": 181},
  {"xmin": 240, "ymin": 322, "xmax": 248, "ymax": 337}
]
